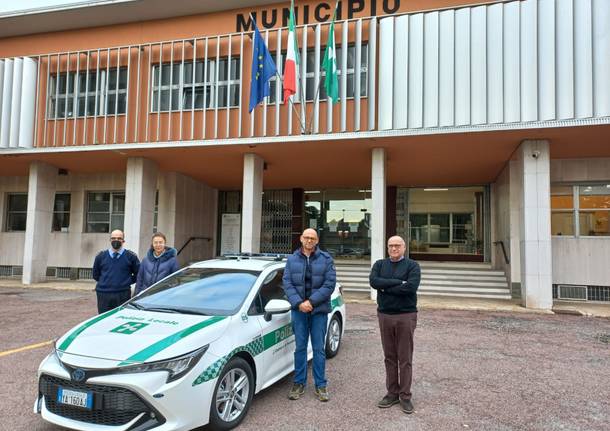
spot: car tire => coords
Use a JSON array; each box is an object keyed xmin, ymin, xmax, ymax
[
  {"xmin": 325, "ymin": 314, "xmax": 342, "ymax": 358},
  {"xmin": 208, "ymin": 357, "xmax": 254, "ymax": 431}
]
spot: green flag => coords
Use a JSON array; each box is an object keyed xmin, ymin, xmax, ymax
[{"xmin": 322, "ymin": 7, "xmax": 339, "ymax": 104}]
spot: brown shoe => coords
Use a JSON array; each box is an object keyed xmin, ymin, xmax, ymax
[
  {"xmin": 288, "ymin": 383, "xmax": 305, "ymax": 400},
  {"xmin": 314, "ymin": 386, "xmax": 329, "ymax": 402},
  {"xmin": 400, "ymin": 398, "xmax": 414, "ymax": 414}
]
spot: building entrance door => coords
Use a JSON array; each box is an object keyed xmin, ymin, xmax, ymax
[
  {"xmin": 304, "ymin": 189, "xmax": 371, "ymax": 261},
  {"xmin": 397, "ymin": 186, "xmax": 490, "ymax": 262}
]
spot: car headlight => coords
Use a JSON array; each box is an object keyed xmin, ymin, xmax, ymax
[{"xmin": 115, "ymin": 345, "xmax": 208, "ymax": 383}]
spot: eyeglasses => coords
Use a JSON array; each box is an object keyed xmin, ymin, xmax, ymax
[
  {"xmin": 387, "ymin": 244, "xmax": 404, "ymax": 248},
  {"xmin": 302, "ymin": 236, "xmax": 317, "ymax": 242}
]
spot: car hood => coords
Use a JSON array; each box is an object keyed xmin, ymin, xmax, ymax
[{"xmin": 55, "ymin": 307, "xmax": 230, "ymax": 365}]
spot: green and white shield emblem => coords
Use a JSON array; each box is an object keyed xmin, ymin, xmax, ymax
[{"xmin": 110, "ymin": 322, "xmax": 149, "ymax": 335}]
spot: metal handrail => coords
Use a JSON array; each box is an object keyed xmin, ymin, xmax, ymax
[
  {"xmin": 176, "ymin": 236, "xmax": 212, "ymax": 256},
  {"xmin": 492, "ymin": 240, "xmax": 509, "ymax": 265}
]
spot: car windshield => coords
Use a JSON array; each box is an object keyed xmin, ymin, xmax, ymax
[{"xmin": 129, "ymin": 268, "xmax": 260, "ymax": 316}]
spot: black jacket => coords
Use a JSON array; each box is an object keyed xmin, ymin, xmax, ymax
[{"xmin": 369, "ymin": 257, "xmax": 421, "ymax": 314}]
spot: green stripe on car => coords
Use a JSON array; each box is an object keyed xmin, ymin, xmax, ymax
[
  {"xmin": 193, "ymin": 322, "xmax": 294, "ymax": 386},
  {"xmin": 58, "ymin": 307, "xmax": 123, "ymax": 351},
  {"xmin": 331, "ymin": 295, "xmax": 344, "ymax": 309},
  {"xmin": 118, "ymin": 316, "xmax": 227, "ymax": 366}
]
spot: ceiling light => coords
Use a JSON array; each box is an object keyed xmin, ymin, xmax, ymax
[{"xmin": 423, "ymin": 188, "xmax": 449, "ymax": 191}]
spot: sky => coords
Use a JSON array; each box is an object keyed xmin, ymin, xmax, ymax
[{"xmin": 0, "ymin": 0, "xmax": 130, "ymax": 14}]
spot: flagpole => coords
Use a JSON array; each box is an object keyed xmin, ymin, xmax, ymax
[
  {"xmin": 307, "ymin": 0, "xmax": 339, "ymax": 134},
  {"xmin": 249, "ymin": 12, "xmax": 307, "ymax": 134}
]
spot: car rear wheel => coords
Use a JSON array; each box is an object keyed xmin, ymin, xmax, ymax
[
  {"xmin": 209, "ymin": 357, "xmax": 254, "ymax": 431},
  {"xmin": 325, "ymin": 314, "xmax": 342, "ymax": 358}
]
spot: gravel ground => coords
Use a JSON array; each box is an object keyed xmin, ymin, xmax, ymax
[{"xmin": 0, "ymin": 286, "xmax": 608, "ymax": 431}]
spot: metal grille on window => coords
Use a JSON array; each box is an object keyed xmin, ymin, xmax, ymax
[{"xmin": 260, "ymin": 190, "xmax": 293, "ymax": 254}]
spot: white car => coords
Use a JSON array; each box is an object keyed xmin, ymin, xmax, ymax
[{"xmin": 34, "ymin": 255, "xmax": 346, "ymax": 431}]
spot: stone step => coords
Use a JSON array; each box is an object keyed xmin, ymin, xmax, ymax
[
  {"xmin": 419, "ymin": 284, "xmax": 510, "ymax": 294},
  {"xmin": 421, "ymin": 269, "xmax": 506, "ymax": 276},
  {"xmin": 420, "ymin": 279, "xmax": 508, "ymax": 288},
  {"xmin": 422, "ymin": 274, "xmax": 507, "ymax": 282},
  {"xmin": 418, "ymin": 291, "xmax": 513, "ymax": 300}
]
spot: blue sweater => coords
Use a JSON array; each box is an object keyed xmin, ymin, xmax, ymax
[{"xmin": 92, "ymin": 249, "xmax": 140, "ymax": 293}]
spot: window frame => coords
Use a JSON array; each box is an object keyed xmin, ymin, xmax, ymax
[
  {"xmin": 52, "ymin": 193, "xmax": 71, "ymax": 232},
  {"xmin": 267, "ymin": 43, "xmax": 369, "ymax": 105},
  {"xmin": 150, "ymin": 57, "xmax": 241, "ymax": 113},
  {"xmin": 85, "ymin": 191, "xmax": 126, "ymax": 233},
  {"xmin": 48, "ymin": 68, "xmax": 128, "ymax": 119},
  {"xmin": 551, "ymin": 183, "xmax": 610, "ymax": 238},
  {"xmin": 247, "ymin": 269, "xmax": 286, "ymax": 316},
  {"xmin": 5, "ymin": 193, "xmax": 28, "ymax": 232}
]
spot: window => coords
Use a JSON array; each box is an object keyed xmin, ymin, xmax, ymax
[
  {"xmin": 551, "ymin": 184, "xmax": 610, "ymax": 237},
  {"xmin": 86, "ymin": 192, "xmax": 125, "ymax": 233},
  {"xmin": 52, "ymin": 193, "xmax": 71, "ymax": 232},
  {"xmin": 153, "ymin": 190, "xmax": 159, "ymax": 233},
  {"xmin": 5, "ymin": 193, "xmax": 27, "ymax": 232},
  {"xmin": 248, "ymin": 270, "xmax": 286, "ymax": 315},
  {"xmin": 151, "ymin": 58, "xmax": 240, "ymax": 112},
  {"xmin": 578, "ymin": 185, "xmax": 610, "ymax": 236},
  {"xmin": 48, "ymin": 68, "xmax": 128, "ymax": 119},
  {"xmin": 268, "ymin": 44, "xmax": 368, "ymax": 104},
  {"xmin": 551, "ymin": 186, "xmax": 574, "ymax": 236}
]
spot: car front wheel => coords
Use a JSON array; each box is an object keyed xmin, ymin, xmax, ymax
[
  {"xmin": 208, "ymin": 357, "xmax": 254, "ymax": 431},
  {"xmin": 325, "ymin": 314, "xmax": 342, "ymax": 358}
]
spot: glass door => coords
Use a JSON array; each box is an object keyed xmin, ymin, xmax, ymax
[
  {"xmin": 304, "ymin": 189, "xmax": 371, "ymax": 261},
  {"xmin": 403, "ymin": 186, "xmax": 488, "ymax": 262}
]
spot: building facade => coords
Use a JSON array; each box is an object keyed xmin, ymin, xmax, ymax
[{"xmin": 0, "ymin": 0, "xmax": 609, "ymax": 308}]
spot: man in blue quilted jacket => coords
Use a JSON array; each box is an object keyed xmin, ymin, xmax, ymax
[{"xmin": 283, "ymin": 228, "xmax": 336, "ymax": 402}]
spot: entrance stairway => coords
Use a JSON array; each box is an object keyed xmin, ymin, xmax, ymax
[{"xmin": 336, "ymin": 260, "xmax": 512, "ymax": 300}]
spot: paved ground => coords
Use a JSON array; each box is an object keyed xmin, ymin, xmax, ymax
[{"xmin": 0, "ymin": 286, "xmax": 609, "ymax": 431}]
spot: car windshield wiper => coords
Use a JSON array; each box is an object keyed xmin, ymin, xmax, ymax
[
  {"xmin": 125, "ymin": 302, "xmax": 145, "ymax": 310},
  {"xmin": 142, "ymin": 306, "xmax": 182, "ymax": 314},
  {"xmin": 145, "ymin": 306, "xmax": 210, "ymax": 316}
]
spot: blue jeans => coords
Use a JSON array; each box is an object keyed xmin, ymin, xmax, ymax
[{"xmin": 291, "ymin": 310, "xmax": 328, "ymax": 388}]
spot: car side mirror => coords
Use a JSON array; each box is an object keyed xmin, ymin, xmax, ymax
[{"xmin": 263, "ymin": 299, "xmax": 291, "ymax": 322}]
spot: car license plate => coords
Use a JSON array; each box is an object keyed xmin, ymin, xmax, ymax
[{"xmin": 57, "ymin": 387, "xmax": 93, "ymax": 409}]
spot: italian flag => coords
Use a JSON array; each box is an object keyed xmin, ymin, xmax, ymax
[
  {"xmin": 283, "ymin": 0, "xmax": 299, "ymax": 103},
  {"xmin": 323, "ymin": 4, "xmax": 339, "ymax": 103}
]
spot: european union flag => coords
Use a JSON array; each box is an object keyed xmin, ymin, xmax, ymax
[{"xmin": 249, "ymin": 21, "xmax": 277, "ymax": 113}]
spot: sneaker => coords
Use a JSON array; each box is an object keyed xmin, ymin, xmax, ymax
[
  {"xmin": 400, "ymin": 398, "xmax": 414, "ymax": 414},
  {"xmin": 288, "ymin": 383, "xmax": 305, "ymax": 400},
  {"xmin": 314, "ymin": 386, "xmax": 330, "ymax": 402},
  {"xmin": 377, "ymin": 394, "xmax": 399, "ymax": 408}
]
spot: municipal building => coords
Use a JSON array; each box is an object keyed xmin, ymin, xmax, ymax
[{"xmin": 0, "ymin": 0, "xmax": 609, "ymax": 308}]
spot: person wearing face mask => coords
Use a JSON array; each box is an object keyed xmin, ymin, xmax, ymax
[
  {"xmin": 135, "ymin": 232, "xmax": 179, "ymax": 295},
  {"xmin": 92, "ymin": 229, "xmax": 140, "ymax": 314}
]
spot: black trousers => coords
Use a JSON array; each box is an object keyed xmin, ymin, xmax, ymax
[{"xmin": 96, "ymin": 289, "xmax": 131, "ymax": 314}]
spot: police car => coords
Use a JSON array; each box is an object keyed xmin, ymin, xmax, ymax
[{"xmin": 35, "ymin": 254, "xmax": 346, "ymax": 431}]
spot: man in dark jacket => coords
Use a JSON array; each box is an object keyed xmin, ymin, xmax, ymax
[
  {"xmin": 369, "ymin": 235, "xmax": 421, "ymax": 414},
  {"xmin": 282, "ymin": 228, "xmax": 336, "ymax": 402},
  {"xmin": 92, "ymin": 230, "xmax": 140, "ymax": 314}
]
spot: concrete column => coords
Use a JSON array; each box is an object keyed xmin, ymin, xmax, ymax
[
  {"xmin": 124, "ymin": 157, "xmax": 158, "ymax": 259},
  {"xmin": 241, "ymin": 153, "xmax": 263, "ymax": 254},
  {"xmin": 157, "ymin": 172, "xmax": 178, "ymax": 247},
  {"xmin": 517, "ymin": 140, "xmax": 553, "ymax": 309},
  {"xmin": 22, "ymin": 161, "xmax": 57, "ymax": 284},
  {"xmin": 371, "ymin": 148, "xmax": 387, "ymax": 300}
]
